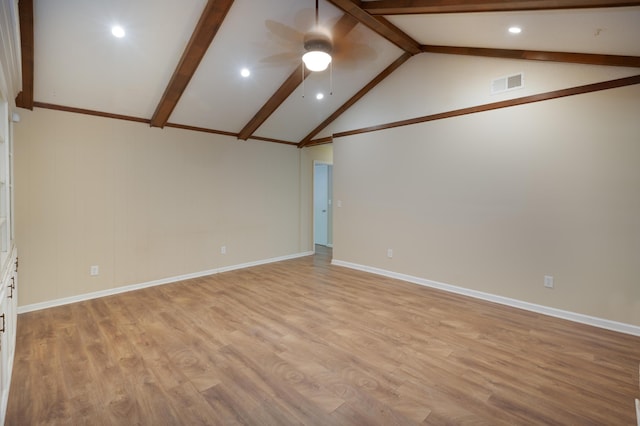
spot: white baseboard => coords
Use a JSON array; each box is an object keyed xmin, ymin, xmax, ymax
[
  {"xmin": 217, "ymin": 251, "xmax": 314, "ymax": 273},
  {"xmin": 17, "ymin": 251, "xmax": 314, "ymax": 314},
  {"xmin": 331, "ymin": 259, "xmax": 640, "ymax": 337}
]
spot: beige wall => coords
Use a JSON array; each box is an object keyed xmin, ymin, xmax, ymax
[
  {"xmin": 329, "ymin": 53, "xmax": 640, "ymax": 135},
  {"xmin": 12, "ymin": 52, "xmax": 640, "ymax": 328},
  {"xmin": 15, "ymin": 108, "xmax": 303, "ymax": 306},
  {"xmin": 333, "ymin": 83, "xmax": 640, "ymax": 326}
]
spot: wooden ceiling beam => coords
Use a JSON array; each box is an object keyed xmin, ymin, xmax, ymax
[
  {"xmin": 237, "ymin": 14, "xmax": 358, "ymax": 141},
  {"xmin": 422, "ymin": 45, "xmax": 640, "ymax": 67},
  {"xmin": 237, "ymin": 65, "xmax": 310, "ymax": 141},
  {"xmin": 326, "ymin": 0, "xmax": 422, "ymax": 54},
  {"xmin": 304, "ymin": 136, "xmax": 333, "ymax": 146},
  {"xmin": 298, "ymin": 51, "xmax": 412, "ymax": 147},
  {"xmin": 15, "ymin": 0, "xmax": 34, "ymax": 110},
  {"xmin": 362, "ymin": 0, "xmax": 640, "ymax": 15},
  {"xmin": 150, "ymin": 0, "xmax": 234, "ymax": 128}
]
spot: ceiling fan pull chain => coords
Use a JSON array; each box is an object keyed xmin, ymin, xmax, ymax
[
  {"xmin": 302, "ymin": 61, "xmax": 306, "ymax": 98},
  {"xmin": 330, "ymin": 61, "xmax": 333, "ymax": 96}
]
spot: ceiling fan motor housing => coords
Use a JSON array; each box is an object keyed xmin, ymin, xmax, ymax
[{"xmin": 304, "ymin": 32, "xmax": 333, "ymax": 54}]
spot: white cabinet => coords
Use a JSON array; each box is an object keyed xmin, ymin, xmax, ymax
[
  {"xmin": 0, "ymin": 52, "xmax": 18, "ymax": 422},
  {"xmin": 0, "ymin": 4, "xmax": 19, "ymax": 418},
  {"xmin": 0, "ymin": 249, "xmax": 16, "ymax": 422}
]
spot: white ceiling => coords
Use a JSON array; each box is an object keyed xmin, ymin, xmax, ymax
[
  {"xmin": 388, "ymin": 7, "xmax": 640, "ymax": 55},
  {"xmin": 29, "ymin": 0, "xmax": 640, "ymax": 145}
]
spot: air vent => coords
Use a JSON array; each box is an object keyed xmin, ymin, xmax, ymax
[{"xmin": 491, "ymin": 72, "xmax": 524, "ymax": 94}]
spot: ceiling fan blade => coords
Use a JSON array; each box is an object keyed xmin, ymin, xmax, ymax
[
  {"xmin": 334, "ymin": 41, "xmax": 377, "ymax": 62},
  {"xmin": 293, "ymin": 7, "xmax": 317, "ymax": 33},
  {"xmin": 265, "ymin": 19, "xmax": 304, "ymax": 44},
  {"xmin": 332, "ymin": 25, "xmax": 379, "ymax": 69}
]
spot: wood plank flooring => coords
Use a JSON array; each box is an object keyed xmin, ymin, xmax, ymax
[{"xmin": 6, "ymin": 246, "xmax": 640, "ymax": 425}]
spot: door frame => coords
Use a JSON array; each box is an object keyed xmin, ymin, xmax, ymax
[{"xmin": 313, "ymin": 161, "xmax": 333, "ymax": 248}]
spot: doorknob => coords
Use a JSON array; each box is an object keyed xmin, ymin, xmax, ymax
[{"xmin": 322, "ymin": 210, "xmax": 326, "ymax": 213}]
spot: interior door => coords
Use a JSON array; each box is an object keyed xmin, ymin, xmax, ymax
[{"xmin": 314, "ymin": 163, "xmax": 330, "ymax": 246}]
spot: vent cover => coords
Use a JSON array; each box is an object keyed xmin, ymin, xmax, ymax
[{"xmin": 491, "ymin": 72, "xmax": 524, "ymax": 94}]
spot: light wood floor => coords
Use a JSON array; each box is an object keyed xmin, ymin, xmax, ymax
[{"xmin": 6, "ymin": 246, "xmax": 640, "ymax": 425}]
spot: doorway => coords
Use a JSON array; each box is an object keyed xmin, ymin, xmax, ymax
[{"xmin": 313, "ymin": 162, "xmax": 333, "ymax": 247}]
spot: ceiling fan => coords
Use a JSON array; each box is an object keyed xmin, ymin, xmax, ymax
[
  {"xmin": 302, "ymin": 0, "xmax": 333, "ymax": 72},
  {"xmin": 259, "ymin": 1, "xmax": 376, "ymax": 72}
]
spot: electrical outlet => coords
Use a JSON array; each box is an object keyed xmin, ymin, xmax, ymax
[
  {"xmin": 544, "ymin": 275, "xmax": 554, "ymax": 288},
  {"xmin": 90, "ymin": 265, "xmax": 99, "ymax": 276},
  {"xmin": 221, "ymin": 246, "xmax": 226, "ymax": 255},
  {"xmin": 387, "ymin": 248, "xmax": 393, "ymax": 258}
]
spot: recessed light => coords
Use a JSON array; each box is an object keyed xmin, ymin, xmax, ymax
[
  {"xmin": 111, "ymin": 25, "xmax": 125, "ymax": 38},
  {"xmin": 508, "ymin": 26, "xmax": 522, "ymax": 34},
  {"xmin": 240, "ymin": 68, "xmax": 250, "ymax": 77},
  {"xmin": 316, "ymin": 93, "xmax": 324, "ymax": 100}
]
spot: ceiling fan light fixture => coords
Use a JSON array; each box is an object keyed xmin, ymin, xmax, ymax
[
  {"xmin": 303, "ymin": 34, "xmax": 332, "ymax": 72},
  {"xmin": 303, "ymin": 50, "xmax": 332, "ymax": 72}
]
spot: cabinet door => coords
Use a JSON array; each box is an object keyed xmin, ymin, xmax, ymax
[
  {"xmin": 0, "ymin": 284, "xmax": 8, "ymax": 415},
  {"xmin": 7, "ymin": 268, "xmax": 15, "ymax": 361}
]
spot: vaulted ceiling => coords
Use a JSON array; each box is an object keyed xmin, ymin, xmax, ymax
[{"xmin": 15, "ymin": 0, "xmax": 640, "ymax": 147}]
